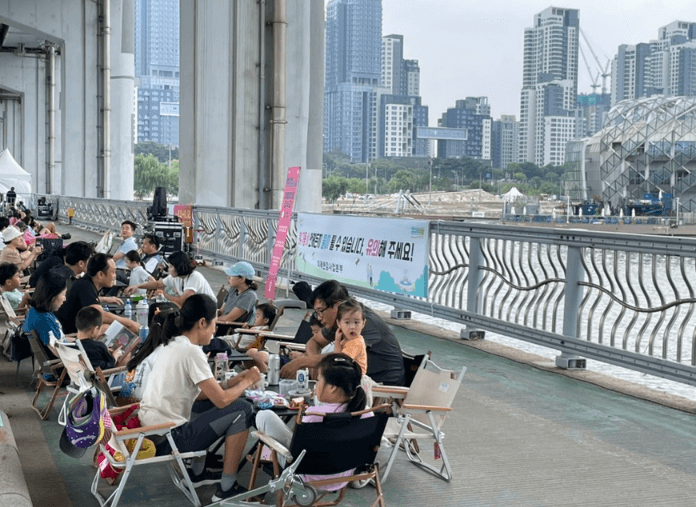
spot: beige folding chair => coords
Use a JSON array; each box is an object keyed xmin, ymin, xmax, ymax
[
  {"xmin": 52, "ymin": 338, "xmax": 126, "ymax": 410},
  {"xmin": 90, "ymin": 403, "xmax": 206, "ymax": 507},
  {"xmin": 374, "ymin": 356, "xmax": 466, "ymax": 483},
  {"xmin": 27, "ymin": 330, "xmax": 66, "ymax": 420}
]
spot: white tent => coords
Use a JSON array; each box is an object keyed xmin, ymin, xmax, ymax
[
  {"xmin": 0, "ymin": 149, "xmax": 32, "ymax": 198},
  {"xmin": 502, "ymin": 187, "xmax": 524, "ymax": 201}
]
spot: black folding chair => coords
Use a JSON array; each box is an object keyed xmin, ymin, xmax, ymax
[{"xmin": 222, "ymin": 405, "xmax": 390, "ymax": 507}]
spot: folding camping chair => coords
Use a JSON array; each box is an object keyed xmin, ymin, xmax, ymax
[
  {"xmin": 27, "ymin": 330, "xmax": 66, "ymax": 420},
  {"xmin": 90, "ymin": 403, "xmax": 206, "ymax": 507},
  {"xmin": 52, "ymin": 339, "xmax": 126, "ymax": 413},
  {"xmin": 374, "ymin": 356, "xmax": 466, "ymax": 483},
  {"xmin": 231, "ymin": 299, "xmax": 307, "ymax": 351},
  {"xmin": 223, "ymin": 404, "xmax": 391, "ymax": 507}
]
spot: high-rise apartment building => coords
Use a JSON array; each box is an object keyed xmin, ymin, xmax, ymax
[
  {"xmin": 437, "ymin": 98, "xmax": 492, "ymax": 160},
  {"xmin": 491, "ymin": 115, "xmax": 519, "ymax": 170},
  {"xmin": 135, "ymin": 0, "xmax": 180, "ymax": 146},
  {"xmin": 518, "ymin": 7, "xmax": 579, "ymax": 166},
  {"xmin": 612, "ymin": 21, "xmax": 696, "ymax": 104},
  {"xmin": 324, "ymin": 0, "xmax": 382, "ymax": 162}
]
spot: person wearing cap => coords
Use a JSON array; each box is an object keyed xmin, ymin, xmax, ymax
[
  {"xmin": 0, "ymin": 225, "xmax": 42, "ymax": 271},
  {"xmin": 124, "ymin": 250, "xmax": 215, "ymax": 307},
  {"xmin": 218, "ymin": 262, "xmax": 258, "ymax": 324},
  {"xmin": 113, "ymin": 220, "xmax": 139, "ymax": 269}
]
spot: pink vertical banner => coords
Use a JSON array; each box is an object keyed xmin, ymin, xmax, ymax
[{"xmin": 264, "ymin": 166, "xmax": 301, "ymax": 299}]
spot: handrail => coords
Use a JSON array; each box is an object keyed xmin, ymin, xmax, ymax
[{"xmin": 32, "ymin": 193, "xmax": 696, "ymax": 388}]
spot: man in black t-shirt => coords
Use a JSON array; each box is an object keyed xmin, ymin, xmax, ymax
[
  {"xmin": 280, "ymin": 280, "xmax": 405, "ymax": 386},
  {"xmin": 55, "ymin": 253, "xmax": 139, "ymax": 335},
  {"xmin": 29, "ymin": 241, "xmax": 93, "ymax": 288},
  {"xmin": 6, "ymin": 187, "xmax": 16, "ymax": 206}
]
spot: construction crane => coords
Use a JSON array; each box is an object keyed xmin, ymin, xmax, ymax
[
  {"xmin": 580, "ymin": 28, "xmax": 611, "ymax": 95},
  {"xmin": 579, "ymin": 45, "xmax": 600, "ymax": 93}
]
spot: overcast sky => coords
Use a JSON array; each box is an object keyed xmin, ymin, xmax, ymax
[{"xmin": 371, "ymin": 1, "xmax": 696, "ymax": 123}]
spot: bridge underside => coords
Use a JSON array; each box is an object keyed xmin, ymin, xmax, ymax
[{"xmin": 0, "ymin": 0, "xmax": 323, "ymax": 211}]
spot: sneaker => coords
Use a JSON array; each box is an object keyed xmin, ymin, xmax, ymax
[
  {"xmin": 187, "ymin": 468, "xmax": 222, "ymax": 488},
  {"xmin": 205, "ymin": 453, "xmax": 224, "ymax": 472},
  {"xmin": 211, "ymin": 482, "xmax": 248, "ymax": 502}
]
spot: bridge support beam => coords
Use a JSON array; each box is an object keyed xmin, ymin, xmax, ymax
[{"xmin": 179, "ymin": 0, "xmax": 323, "ymax": 212}]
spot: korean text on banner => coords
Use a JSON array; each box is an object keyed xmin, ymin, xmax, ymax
[
  {"xmin": 296, "ymin": 213, "xmax": 430, "ymax": 298},
  {"xmin": 264, "ymin": 167, "xmax": 301, "ymax": 299}
]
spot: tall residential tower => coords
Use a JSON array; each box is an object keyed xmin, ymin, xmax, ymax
[
  {"xmin": 135, "ymin": 0, "xmax": 180, "ymax": 146},
  {"xmin": 518, "ymin": 7, "xmax": 579, "ymax": 167},
  {"xmin": 324, "ymin": 0, "xmax": 382, "ymax": 162}
]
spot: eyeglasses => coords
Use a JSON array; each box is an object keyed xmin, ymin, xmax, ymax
[{"xmin": 313, "ymin": 305, "xmax": 328, "ymax": 319}]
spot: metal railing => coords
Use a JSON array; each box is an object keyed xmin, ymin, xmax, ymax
[{"xmin": 35, "ymin": 194, "xmax": 696, "ymax": 388}]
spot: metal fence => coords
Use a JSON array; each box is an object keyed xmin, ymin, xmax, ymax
[{"xmin": 36, "ymin": 194, "xmax": 696, "ymax": 388}]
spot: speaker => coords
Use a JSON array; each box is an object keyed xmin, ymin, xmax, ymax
[
  {"xmin": 154, "ymin": 222, "xmax": 184, "ymax": 255},
  {"xmin": 148, "ymin": 186, "xmax": 167, "ymax": 221}
]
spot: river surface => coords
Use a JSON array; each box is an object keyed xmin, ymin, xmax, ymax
[{"xmin": 362, "ymin": 298, "xmax": 696, "ymax": 403}]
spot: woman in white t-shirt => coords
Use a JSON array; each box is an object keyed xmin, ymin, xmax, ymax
[
  {"xmin": 124, "ymin": 251, "xmax": 215, "ymax": 307},
  {"xmin": 138, "ymin": 294, "xmax": 261, "ymax": 500}
]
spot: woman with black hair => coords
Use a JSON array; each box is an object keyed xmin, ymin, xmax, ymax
[
  {"xmin": 124, "ymin": 250, "xmax": 215, "ymax": 307},
  {"xmin": 138, "ymin": 294, "xmax": 261, "ymax": 501},
  {"xmin": 23, "ymin": 272, "xmax": 67, "ymax": 350}
]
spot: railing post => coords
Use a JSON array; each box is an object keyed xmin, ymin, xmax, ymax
[
  {"xmin": 215, "ymin": 211, "xmax": 222, "ymax": 255},
  {"xmin": 267, "ymin": 218, "xmax": 276, "ymax": 266},
  {"xmin": 238, "ymin": 216, "xmax": 247, "ymax": 260},
  {"xmin": 462, "ymin": 236, "xmax": 485, "ymax": 339},
  {"xmin": 556, "ymin": 244, "xmax": 587, "ymax": 369}
]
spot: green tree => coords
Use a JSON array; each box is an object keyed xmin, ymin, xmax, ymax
[
  {"xmin": 167, "ymin": 160, "xmax": 179, "ymax": 196},
  {"xmin": 134, "ymin": 154, "xmax": 171, "ymax": 198},
  {"xmin": 135, "ymin": 141, "xmax": 179, "ymax": 164},
  {"xmin": 322, "ymin": 175, "xmax": 348, "ymax": 202}
]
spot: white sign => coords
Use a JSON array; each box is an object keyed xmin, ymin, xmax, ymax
[
  {"xmin": 296, "ymin": 213, "xmax": 430, "ymax": 297},
  {"xmin": 159, "ymin": 102, "xmax": 179, "ymax": 116}
]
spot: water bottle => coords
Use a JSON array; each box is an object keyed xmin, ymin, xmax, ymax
[
  {"xmin": 214, "ymin": 352, "xmax": 228, "ymax": 381},
  {"xmin": 267, "ymin": 354, "xmax": 280, "ymax": 385},
  {"xmin": 136, "ymin": 299, "xmax": 149, "ymax": 328},
  {"xmin": 139, "ymin": 325, "xmax": 149, "ymax": 341},
  {"xmin": 124, "ymin": 298, "xmax": 133, "ymax": 320}
]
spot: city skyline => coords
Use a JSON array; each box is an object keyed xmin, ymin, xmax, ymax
[{"xmin": 378, "ymin": 0, "xmax": 696, "ymax": 121}]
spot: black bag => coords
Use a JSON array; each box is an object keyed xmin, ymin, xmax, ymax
[
  {"xmin": 202, "ymin": 337, "xmax": 233, "ymax": 357},
  {"xmin": 11, "ymin": 331, "xmax": 32, "ymax": 362}
]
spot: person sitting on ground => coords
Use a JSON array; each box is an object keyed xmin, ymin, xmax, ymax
[
  {"xmin": 333, "ymin": 299, "xmax": 368, "ymax": 375},
  {"xmin": 75, "ymin": 306, "xmax": 129, "ymax": 371},
  {"xmin": 23, "ymin": 272, "xmax": 68, "ymax": 355},
  {"xmin": 29, "ymin": 240, "xmax": 93, "ymax": 289},
  {"xmin": 0, "ymin": 262, "xmax": 30, "ymax": 312},
  {"xmin": 140, "ymin": 233, "xmax": 163, "ymax": 275},
  {"xmin": 256, "ymin": 353, "xmax": 370, "ymax": 489},
  {"xmin": 55, "ymin": 253, "xmax": 139, "ymax": 335},
  {"xmin": 124, "ymin": 250, "xmax": 215, "ymax": 307},
  {"xmin": 218, "ymin": 262, "xmax": 258, "ymax": 325},
  {"xmin": 0, "ymin": 226, "xmax": 42, "ymax": 271},
  {"xmin": 113, "ymin": 220, "xmax": 139, "ymax": 270},
  {"xmin": 124, "ymin": 250, "xmax": 154, "ymax": 296},
  {"xmin": 280, "ymin": 280, "xmax": 405, "ymax": 386},
  {"xmin": 137, "ymin": 294, "xmax": 261, "ymax": 501}
]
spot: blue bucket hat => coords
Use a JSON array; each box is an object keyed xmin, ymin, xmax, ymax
[{"xmin": 224, "ymin": 261, "xmax": 255, "ymax": 279}]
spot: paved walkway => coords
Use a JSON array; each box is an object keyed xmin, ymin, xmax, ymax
[{"xmin": 2, "ymin": 223, "xmax": 696, "ymax": 506}]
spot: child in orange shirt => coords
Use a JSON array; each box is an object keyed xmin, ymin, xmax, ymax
[{"xmin": 334, "ymin": 299, "xmax": 367, "ymax": 375}]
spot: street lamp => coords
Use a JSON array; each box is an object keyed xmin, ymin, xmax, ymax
[{"xmin": 428, "ymin": 158, "xmax": 433, "ymax": 207}]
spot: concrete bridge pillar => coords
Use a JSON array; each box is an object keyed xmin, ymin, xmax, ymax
[{"xmin": 179, "ymin": 0, "xmax": 323, "ymax": 212}]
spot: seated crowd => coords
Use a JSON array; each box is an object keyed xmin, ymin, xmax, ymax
[{"xmin": 3, "ymin": 214, "xmax": 407, "ymax": 502}]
